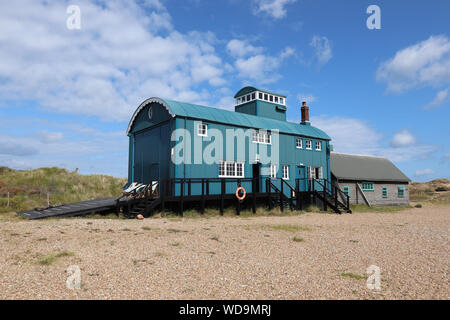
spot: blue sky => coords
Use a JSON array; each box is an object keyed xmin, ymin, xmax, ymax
[{"xmin": 0, "ymin": 0, "xmax": 449, "ymax": 181}]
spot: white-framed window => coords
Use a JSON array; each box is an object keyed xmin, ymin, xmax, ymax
[
  {"xmin": 306, "ymin": 140, "xmax": 312, "ymax": 150},
  {"xmin": 197, "ymin": 123, "xmax": 207, "ymax": 137},
  {"xmin": 315, "ymin": 141, "xmax": 321, "ymax": 151},
  {"xmin": 282, "ymin": 165, "xmax": 289, "ymax": 180},
  {"xmin": 279, "ymin": 97, "xmax": 284, "ymax": 104},
  {"xmin": 308, "ymin": 166, "xmax": 323, "ymax": 179},
  {"xmin": 270, "ymin": 164, "xmax": 277, "ymax": 178},
  {"xmin": 252, "ymin": 130, "xmax": 271, "ymax": 144},
  {"xmin": 296, "ymin": 138, "xmax": 302, "ymax": 149},
  {"xmin": 219, "ymin": 161, "xmax": 244, "ymax": 178}
]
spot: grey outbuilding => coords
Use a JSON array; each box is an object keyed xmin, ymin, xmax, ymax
[{"xmin": 331, "ymin": 152, "xmax": 410, "ymax": 206}]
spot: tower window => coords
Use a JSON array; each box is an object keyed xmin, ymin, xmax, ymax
[
  {"xmin": 264, "ymin": 93, "xmax": 268, "ymax": 100},
  {"xmin": 251, "ymin": 92, "xmax": 255, "ymax": 100},
  {"xmin": 269, "ymin": 95, "xmax": 273, "ymax": 102},
  {"xmin": 306, "ymin": 140, "xmax": 312, "ymax": 150},
  {"xmin": 274, "ymin": 96, "xmax": 278, "ymax": 103},
  {"xmin": 280, "ymin": 97, "xmax": 284, "ymax": 104},
  {"xmin": 258, "ymin": 92, "xmax": 263, "ymax": 99}
]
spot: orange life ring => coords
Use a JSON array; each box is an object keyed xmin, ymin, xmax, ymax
[{"xmin": 235, "ymin": 187, "xmax": 246, "ymax": 201}]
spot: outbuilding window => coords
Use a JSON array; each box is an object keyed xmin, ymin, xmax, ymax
[
  {"xmin": 343, "ymin": 186, "xmax": 350, "ymax": 197},
  {"xmin": 219, "ymin": 161, "xmax": 244, "ymax": 178},
  {"xmin": 296, "ymin": 138, "xmax": 302, "ymax": 149},
  {"xmin": 382, "ymin": 186, "xmax": 388, "ymax": 198},
  {"xmin": 397, "ymin": 185, "xmax": 405, "ymax": 198},
  {"xmin": 197, "ymin": 123, "xmax": 207, "ymax": 137},
  {"xmin": 362, "ymin": 182, "xmax": 374, "ymax": 191}
]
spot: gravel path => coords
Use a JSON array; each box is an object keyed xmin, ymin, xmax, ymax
[{"xmin": 0, "ymin": 205, "xmax": 448, "ymax": 299}]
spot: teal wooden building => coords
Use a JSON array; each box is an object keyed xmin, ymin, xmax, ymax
[{"xmin": 125, "ymin": 87, "xmax": 350, "ymax": 215}]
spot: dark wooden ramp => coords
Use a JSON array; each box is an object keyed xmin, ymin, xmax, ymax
[{"xmin": 17, "ymin": 198, "xmax": 117, "ymax": 220}]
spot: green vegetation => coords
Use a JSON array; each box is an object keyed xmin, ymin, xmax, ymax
[
  {"xmin": 268, "ymin": 224, "xmax": 312, "ymax": 232},
  {"xmin": 351, "ymin": 204, "xmax": 412, "ymax": 213},
  {"xmin": 0, "ymin": 166, "xmax": 127, "ymax": 214},
  {"xmin": 415, "ymin": 204, "xmax": 422, "ymax": 208},
  {"xmin": 36, "ymin": 250, "xmax": 75, "ymax": 265},
  {"xmin": 340, "ymin": 272, "xmax": 367, "ymax": 280},
  {"xmin": 292, "ymin": 236, "xmax": 304, "ymax": 242},
  {"xmin": 410, "ymin": 179, "xmax": 450, "ymax": 203}
]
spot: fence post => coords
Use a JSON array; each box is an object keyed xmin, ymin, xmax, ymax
[
  {"xmin": 220, "ymin": 179, "xmax": 224, "ymax": 216},
  {"xmin": 280, "ymin": 180, "xmax": 284, "ymax": 212},
  {"xmin": 252, "ymin": 178, "xmax": 256, "ymax": 214},
  {"xmin": 7, "ymin": 192, "xmax": 10, "ymax": 208},
  {"xmin": 47, "ymin": 193, "xmax": 50, "ymax": 207},
  {"xmin": 201, "ymin": 179, "xmax": 205, "ymax": 214}
]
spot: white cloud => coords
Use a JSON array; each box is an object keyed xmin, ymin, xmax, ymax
[
  {"xmin": 0, "ymin": 0, "xmax": 227, "ymax": 121},
  {"xmin": 297, "ymin": 93, "xmax": 317, "ymax": 104},
  {"xmin": 424, "ymin": 87, "xmax": 449, "ymax": 109},
  {"xmin": 309, "ymin": 35, "xmax": 332, "ymax": 67},
  {"xmin": 226, "ymin": 39, "xmax": 263, "ymax": 58},
  {"xmin": 252, "ymin": 0, "xmax": 297, "ymax": 19},
  {"xmin": 390, "ymin": 129, "xmax": 416, "ymax": 148},
  {"xmin": 415, "ymin": 168, "xmax": 434, "ymax": 176},
  {"xmin": 310, "ymin": 116, "xmax": 436, "ymax": 162},
  {"xmin": 0, "ymin": 127, "xmax": 128, "ymax": 176},
  {"xmin": 37, "ymin": 131, "xmax": 64, "ymax": 143},
  {"xmin": 233, "ymin": 46, "xmax": 295, "ymax": 84},
  {"xmin": 376, "ymin": 35, "xmax": 450, "ymax": 93}
]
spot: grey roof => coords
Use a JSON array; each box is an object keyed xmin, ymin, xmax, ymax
[{"xmin": 331, "ymin": 152, "xmax": 410, "ymax": 182}]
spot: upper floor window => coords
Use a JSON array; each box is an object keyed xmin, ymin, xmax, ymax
[
  {"xmin": 252, "ymin": 130, "xmax": 271, "ymax": 144},
  {"xmin": 197, "ymin": 123, "xmax": 207, "ymax": 137},
  {"xmin": 269, "ymin": 95, "xmax": 273, "ymax": 102},
  {"xmin": 282, "ymin": 165, "xmax": 289, "ymax": 180},
  {"xmin": 279, "ymin": 97, "xmax": 284, "ymax": 104},
  {"xmin": 251, "ymin": 92, "xmax": 255, "ymax": 100},
  {"xmin": 258, "ymin": 92, "xmax": 263, "ymax": 99},
  {"xmin": 306, "ymin": 140, "xmax": 312, "ymax": 150},
  {"xmin": 296, "ymin": 138, "xmax": 302, "ymax": 149},
  {"xmin": 315, "ymin": 141, "xmax": 322, "ymax": 151}
]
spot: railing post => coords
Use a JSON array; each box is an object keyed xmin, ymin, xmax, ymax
[
  {"xmin": 188, "ymin": 179, "xmax": 191, "ymax": 196},
  {"xmin": 201, "ymin": 179, "xmax": 205, "ymax": 214},
  {"xmin": 220, "ymin": 179, "xmax": 224, "ymax": 215},
  {"xmin": 161, "ymin": 179, "xmax": 165, "ymax": 212},
  {"xmin": 335, "ymin": 186, "xmax": 338, "ymax": 209},
  {"xmin": 347, "ymin": 195, "xmax": 350, "ymax": 211},
  {"xmin": 280, "ymin": 179, "xmax": 284, "ymax": 212},
  {"xmin": 179, "ymin": 179, "xmax": 184, "ymax": 216},
  {"xmin": 323, "ymin": 180, "xmax": 327, "ymax": 211},
  {"xmin": 252, "ymin": 178, "xmax": 256, "ymax": 214}
]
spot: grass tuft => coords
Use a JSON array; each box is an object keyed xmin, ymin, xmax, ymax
[
  {"xmin": 36, "ymin": 250, "xmax": 75, "ymax": 265},
  {"xmin": 340, "ymin": 272, "xmax": 367, "ymax": 280},
  {"xmin": 269, "ymin": 224, "xmax": 312, "ymax": 232},
  {"xmin": 292, "ymin": 236, "xmax": 304, "ymax": 242}
]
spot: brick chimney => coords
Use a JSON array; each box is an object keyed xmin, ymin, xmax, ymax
[{"xmin": 301, "ymin": 101, "xmax": 310, "ymax": 124}]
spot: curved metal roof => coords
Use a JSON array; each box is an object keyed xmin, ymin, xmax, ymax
[{"xmin": 127, "ymin": 97, "xmax": 330, "ymax": 140}]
